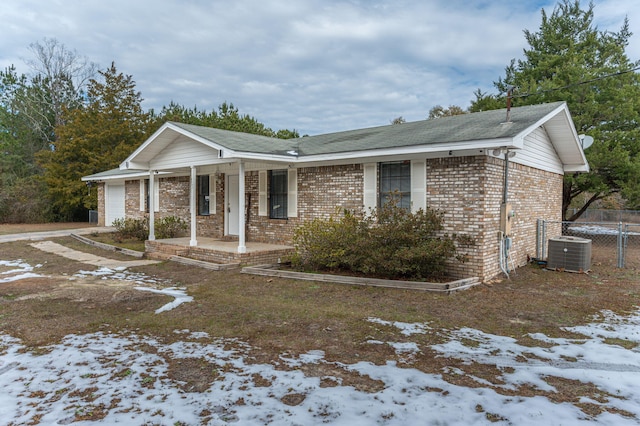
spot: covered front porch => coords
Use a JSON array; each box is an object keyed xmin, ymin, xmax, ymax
[{"xmin": 145, "ymin": 237, "xmax": 295, "ymax": 267}]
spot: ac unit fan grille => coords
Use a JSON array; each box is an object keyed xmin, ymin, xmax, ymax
[{"xmin": 547, "ymin": 236, "xmax": 591, "ymax": 272}]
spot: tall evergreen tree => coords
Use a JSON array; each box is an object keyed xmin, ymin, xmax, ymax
[
  {"xmin": 470, "ymin": 0, "xmax": 640, "ymax": 220},
  {"xmin": 150, "ymin": 101, "xmax": 299, "ymax": 139},
  {"xmin": 0, "ymin": 39, "xmax": 96, "ymax": 222},
  {"xmin": 38, "ymin": 63, "xmax": 152, "ymax": 220}
]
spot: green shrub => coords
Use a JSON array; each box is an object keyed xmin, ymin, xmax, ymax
[
  {"xmin": 291, "ymin": 203, "xmax": 462, "ymax": 280},
  {"xmin": 290, "ymin": 209, "xmax": 366, "ymax": 271},
  {"xmin": 112, "ymin": 217, "xmax": 148, "ymax": 242},
  {"xmin": 112, "ymin": 216, "xmax": 187, "ymax": 241},
  {"xmin": 155, "ymin": 216, "xmax": 187, "ymax": 239},
  {"xmin": 0, "ymin": 176, "xmax": 54, "ymax": 223}
]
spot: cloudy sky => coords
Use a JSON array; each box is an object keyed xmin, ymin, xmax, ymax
[{"xmin": 2, "ymin": 0, "xmax": 639, "ymax": 136}]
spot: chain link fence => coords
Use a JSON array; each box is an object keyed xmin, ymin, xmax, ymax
[
  {"xmin": 623, "ymin": 224, "xmax": 640, "ymax": 269},
  {"xmin": 569, "ymin": 208, "xmax": 640, "ymax": 223},
  {"xmin": 537, "ymin": 219, "xmax": 640, "ymax": 269}
]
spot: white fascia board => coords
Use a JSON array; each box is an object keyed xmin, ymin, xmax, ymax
[
  {"xmin": 517, "ymin": 102, "xmax": 569, "ymax": 139},
  {"xmin": 121, "ymin": 122, "xmax": 234, "ymax": 169},
  {"xmin": 121, "ymin": 161, "xmax": 148, "ymax": 170},
  {"xmin": 224, "ymin": 138, "xmax": 518, "ymax": 167},
  {"xmin": 517, "ymin": 102, "xmax": 588, "ymax": 168},
  {"xmin": 166, "ymin": 123, "xmax": 232, "ymax": 153},
  {"xmin": 82, "ymin": 171, "xmax": 149, "ymax": 182},
  {"xmin": 121, "ymin": 122, "xmax": 173, "ymax": 168},
  {"xmin": 564, "ymin": 163, "xmax": 590, "ymax": 173},
  {"xmin": 224, "ymin": 152, "xmax": 301, "ymax": 163},
  {"xmin": 288, "ymin": 138, "xmax": 517, "ymax": 164}
]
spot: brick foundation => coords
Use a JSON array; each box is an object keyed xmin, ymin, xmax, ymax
[{"xmin": 145, "ymin": 240, "xmax": 294, "ymax": 265}]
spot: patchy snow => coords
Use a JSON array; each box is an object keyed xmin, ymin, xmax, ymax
[
  {"xmin": 134, "ymin": 286, "xmax": 194, "ymax": 313},
  {"xmin": 2, "ymin": 259, "xmax": 640, "ymax": 424},
  {"xmin": 0, "ymin": 259, "xmax": 44, "ymax": 283},
  {"xmin": 569, "ymin": 224, "xmax": 640, "ymax": 236},
  {"xmin": 73, "ymin": 266, "xmax": 172, "ymax": 286},
  {"xmin": 2, "ymin": 260, "xmax": 192, "ymax": 314},
  {"xmin": 0, "ymin": 311, "xmax": 639, "ymax": 424},
  {"xmin": 367, "ymin": 317, "xmax": 431, "ymax": 335}
]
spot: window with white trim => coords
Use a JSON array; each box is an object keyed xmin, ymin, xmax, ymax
[
  {"xmin": 269, "ymin": 170, "xmax": 288, "ymax": 219},
  {"xmin": 197, "ymin": 175, "xmax": 210, "ymax": 215},
  {"xmin": 379, "ymin": 161, "xmax": 411, "ymax": 210}
]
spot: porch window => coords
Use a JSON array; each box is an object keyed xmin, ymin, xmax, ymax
[
  {"xmin": 379, "ymin": 161, "xmax": 411, "ymax": 210},
  {"xmin": 269, "ymin": 170, "xmax": 288, "ymax": 219},
  {"xmin": 143, "ymin": 179, "xmax": 149, "ymax": 212},
  {"xmin": 197, "ymin": 175, "xmax": 210, "ymax": 215}
]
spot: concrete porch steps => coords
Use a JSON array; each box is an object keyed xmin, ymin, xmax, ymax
[{"xmin": 167, "ymin": 255, "xmax": 240, "ymax": 270}]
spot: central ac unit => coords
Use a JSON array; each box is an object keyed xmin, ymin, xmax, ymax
[{"xmin": 547, "ymin": 236, "xmax": 591, "ymax": 272}]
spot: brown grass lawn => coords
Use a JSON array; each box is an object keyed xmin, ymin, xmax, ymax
[
  {"xmin": 0, "ymin": 222, "xmax": 93, "ymax": 235},
  {"xmin": 1, "ymin": 230, "xmax": 639, "ymax": 418}
]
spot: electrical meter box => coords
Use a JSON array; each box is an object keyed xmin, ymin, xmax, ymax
[{"xmin": 500, "ymin": 202, "xmax": 514, "ymax": 235}]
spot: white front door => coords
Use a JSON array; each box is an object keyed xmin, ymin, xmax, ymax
[
  {"xmin": 105, "ymin": 183, "xmax": 125, "ymax": 226},
  {"xmin": 226, "ymin": 175, "xmax": 239, "ymax": 235}
]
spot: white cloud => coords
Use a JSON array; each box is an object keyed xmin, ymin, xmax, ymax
[{"xmin": 1, "ymin": 0, "xmax": 637, "ymax": 135}]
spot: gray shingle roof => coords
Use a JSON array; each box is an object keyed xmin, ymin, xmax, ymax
[
  {"xmin": 81, "ymin": 168, "xmax": 148, "ymax": 181},
  {"xmin": 170, "ymin": 101, "xmax": 565, "ymax": 157},
  {"xmin": 169, "ymin": 122, "xmax": 299, "ymax": 155}
]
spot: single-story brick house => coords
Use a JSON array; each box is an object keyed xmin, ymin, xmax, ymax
[{"xmin": 83, "ymin": 101, "xmax": 588, "ymax": 281}]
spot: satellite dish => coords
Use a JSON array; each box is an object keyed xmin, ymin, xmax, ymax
[{"xmin": 579, "ymin": 135, "xmax": 594, "ymax": 150}]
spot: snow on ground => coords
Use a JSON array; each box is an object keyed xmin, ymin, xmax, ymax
[
  {"xmin": 569, "ymin": 224, "xmax": 640, "ymax": 236},
  {"xmin": 1, "ymin": 260, "xmax": 640, "ymax": 425},
  {"xmin": 0, "ymin": 259, "xmax": 44, "ymax": 283}
]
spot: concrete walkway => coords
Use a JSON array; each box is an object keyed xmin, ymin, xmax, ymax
[
  {"xmin": 0, "ymin": 227, "xmax": 115, "ymax": 243},
  {"xmin": 30, "ymin": 240, "xmax": 160, "ymax": 268}
]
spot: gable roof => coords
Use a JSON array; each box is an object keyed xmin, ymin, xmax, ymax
[{"xmin": 82, "ymin": 101, "xmax": 587, "ymax": 182}]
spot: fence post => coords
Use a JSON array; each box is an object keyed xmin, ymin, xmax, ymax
[
  {"xmin": 622, "ymin": 224, "xmax": 629, "ymax": 268},
  {"xmin": 617, "ymin": 222, "xmax": 623, "ymax": 268},
  {"xmin": 536, "ymin": 219, "xmax": 541, "ymax": 259},
  {"xmin": 542, "ymin": 220, "xmax": 547, "ymax": 260}
]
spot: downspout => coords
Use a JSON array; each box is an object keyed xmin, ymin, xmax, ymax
[
  {"xmin": 499, "ymin": 86, "xmax": 516, "ymax": 278},
  {"xmin": 503, "ymin": 149, "xmax": 510, "ymax": 205},
  {"xmin": 499, "ymin": 149, "xmax": 515, "ymax": 278}
]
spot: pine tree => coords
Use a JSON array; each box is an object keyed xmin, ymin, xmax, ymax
[
  {"xmin": 471, "ymin": 0, "xmax": 640, "ymax": 219},
  {"xmin": 38, "ymin": 63, "xmax": 152, "ymax": 220}
]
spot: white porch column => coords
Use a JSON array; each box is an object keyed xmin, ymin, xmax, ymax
[
  {"xmin": 189, "ymin": 165, "xmax": 198, "ymax": 246},
  {"xmin": 237, "ymin": 161, "xmax": 246, "ymax": 253},
  {"xmin": 148, "ymin": 170, "xmax": 155, "ymax": 241}
]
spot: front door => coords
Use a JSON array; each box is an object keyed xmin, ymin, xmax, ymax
[{"xmin": 226, "ymin": 175, "xmax": 239, "ymax": 235}]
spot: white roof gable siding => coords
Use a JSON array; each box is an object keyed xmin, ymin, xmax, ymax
[
  {"xmin": 515, "ymin": 127, "xmax": 565, "ymax": 175},
  {"xmin": 150, "ymin": 136, "xmax": 221, "ymax": 170}
]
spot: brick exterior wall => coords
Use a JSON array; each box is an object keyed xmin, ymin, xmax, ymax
[
  {"xmin": 196, "ymin": 175, "xmax": 225, "ymax": 238},
  {"xmin": 114, "ymin": 158, "xmax": 562, "ymax": 281},
  {"xmin": 427, "ymin": 157, "xmax": 488, "ymax": 280},
  {"xmin": 245, "ymin": 164, "xmax": 364, "ymax": 245},
  {"xmin": 426, "ymin": 156, "xmax": 562, "ymax": 280}
]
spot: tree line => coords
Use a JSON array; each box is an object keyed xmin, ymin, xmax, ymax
[
  {"xmin": 0, "ymin": 39, "xmax": 299, "ymax": 223},
  {"xmin": 2, "ymin": 0, "xmax": 639, "ymax": 223}
]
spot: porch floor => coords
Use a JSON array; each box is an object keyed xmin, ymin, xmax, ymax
[{"xmin": 145, "ymin": 237, "xmax": 295, "ymax": 266}]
